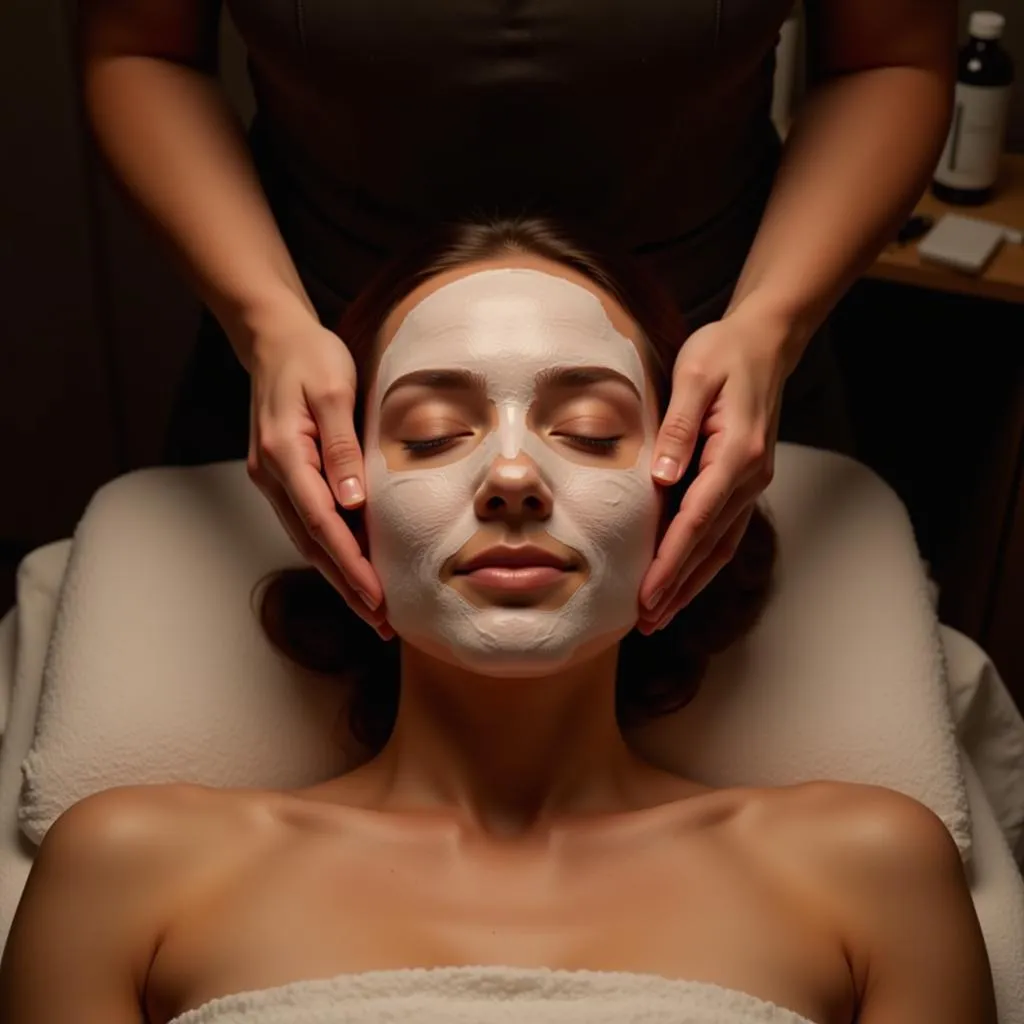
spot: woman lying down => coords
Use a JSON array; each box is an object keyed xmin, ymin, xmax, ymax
[{"xmin": 0, "ymin": 218, "xmax": 995, "ymax": 1024}]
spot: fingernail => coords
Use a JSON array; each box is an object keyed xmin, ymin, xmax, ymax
[
  {"xmin": 357, "ymin": 589, "xmax": 380, "ymax": 610},
  {"xmin": 644, "ymin": 588, "xmax": 665, "ymax": 611},
  {"xmin": 338, "ymin": 477, "xmax": 365, "ymax": 508},
  {"xmin": 652, "ymin": 456, "xmax": 681, "ymax": 483}
]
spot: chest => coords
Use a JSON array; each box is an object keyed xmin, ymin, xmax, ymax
[{"xmin": 146, "ymin": 826, "xmax": 855, "ymax": 1024}]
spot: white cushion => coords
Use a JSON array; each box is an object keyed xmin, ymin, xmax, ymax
[
  {"xmin": 16, "ymin": 447, "xmax": 972, "ymax": 861},
  {"xmin": 0, "ymin": 541, "xmax": 73, "ymax": 947}
]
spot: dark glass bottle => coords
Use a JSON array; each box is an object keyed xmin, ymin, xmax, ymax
[{"xmin": 932, "ymin": 11, "xmax": 1015, "ymax": 205}]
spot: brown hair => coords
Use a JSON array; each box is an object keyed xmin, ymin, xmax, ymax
[{"xmin": 259, "ymin": 217, "xmax": 776, "ymax": 754}]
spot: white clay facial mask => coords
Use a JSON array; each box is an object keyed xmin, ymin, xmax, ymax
[{"xmin": 363, "ymin": 268, "xmax": 660, "ymax": 676}]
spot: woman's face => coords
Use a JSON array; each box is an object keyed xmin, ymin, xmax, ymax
[{"xmin": 362, "ymin": 255, "xmax": 661, "ymax": 677}]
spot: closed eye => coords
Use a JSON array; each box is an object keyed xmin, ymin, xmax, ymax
[
  {"xmin": 556, "ymin": 434, "xmax": 623, "ymax": 453},
  {"xmin": 401, "ymin": 434, "xmax": 472, "ymax": 456}
]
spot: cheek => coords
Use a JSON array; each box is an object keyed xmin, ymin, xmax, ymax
[
  {"xmin": 364, "ymin": 457, "xmax": 476, "ymax": 562},
  {"xmin": 556, "ymin": 469, "xmax": 661, "ymax": 557},
  {"xmin": 370, "ymin": 478, "xmax": 453, "ymax": 541}
]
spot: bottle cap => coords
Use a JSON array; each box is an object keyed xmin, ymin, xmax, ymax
[{"xmin": 969, "ymin": 11, "xmax": 1005, "ymax": 40}]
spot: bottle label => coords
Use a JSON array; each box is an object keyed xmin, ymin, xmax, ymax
[{"xmin": 934, "ymin": 83, "xmax": 1012, "ymax": 191}]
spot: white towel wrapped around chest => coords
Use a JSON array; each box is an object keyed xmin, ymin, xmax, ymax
[{"xmin": 168, "ymin": 966, "xmax": 819, "ymax": 1024}]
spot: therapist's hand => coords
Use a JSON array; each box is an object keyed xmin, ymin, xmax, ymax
[
  {"xmin": 637, "ymin": 308, "xmax": 789, "ymax": 634},
  {"xmin": 246, "ymin": 320, "xmax": 391, "ymax": 637}
]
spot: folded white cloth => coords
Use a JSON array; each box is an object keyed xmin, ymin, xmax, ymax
[
  {"xmin": 943, "ymin": 626, "xmax": 1024, "ymax": 862},
  {"xmin": 168, "ymin": 967, "xmax": 816, "ymax": 1024},
  {"xmin": 960, "ymin": 754, "xmax": 1024, "ymax": 1022}
]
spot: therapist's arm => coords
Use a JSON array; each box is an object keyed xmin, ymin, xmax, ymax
[
  {"xmin": 80, "ymin": 0, "xmax": 385, "ymax": 623},
  {"xmin": 80, "ymin": 0, "xmax": 316, "ymax": 361},
  {"xmin": 641, "ymin": 0, "xmax": 956, "ymax": 627},
  {"xmin": 726, "ymin": 0, "xmax": 958, "ymax": 363}
]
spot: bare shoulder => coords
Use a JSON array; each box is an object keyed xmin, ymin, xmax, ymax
[
  {"xmin": 751, "ymin": 780, "xmax": 967, "ymax": 899},
  {"xmin": 32, "ymin": 782, "xmax": 284, "ymax": 933},
  {"xmin": 753, "ymin": 781, "xmax": 996, "ymax": 1021},
  {"xmin": 771, "ymin": 777, "xmax": 956, "ymax": 832},
  {"xmin": 42, "ymin": 781, "xmax": 274, "ymax": 860},
  {"xmin": 774, "ymin": 779, "xmax": 964, "ymax": 873},
  {"xmin": 0, "ymin": 783, "xmax": 279, "ymax": 1023}
]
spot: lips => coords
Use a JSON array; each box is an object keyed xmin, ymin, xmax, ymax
[
  {"xmin": 452, "ymin": 545, "xmax": 577, "ymax": 594},
  {"xmin": 454, "ymin": 545, "xmax": 572, "ymax": 575}
]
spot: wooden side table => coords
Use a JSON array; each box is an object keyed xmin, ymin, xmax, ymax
[
  {"xmin": 862, "ymin": 155, "xmax": 1024, "ymax": 711},
  {"xmin": 867, "ymin": 155, "xmax": 1024, "ymax": 304}
]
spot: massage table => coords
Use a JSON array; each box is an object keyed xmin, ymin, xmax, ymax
[{"xmin": 0, "ymin": 446, "xmax": 1021, "ymax": 1020}]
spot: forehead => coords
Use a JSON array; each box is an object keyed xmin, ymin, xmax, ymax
[{"xmin": 373, "ymin": 266, "xmax": 647, "ymax": 398}]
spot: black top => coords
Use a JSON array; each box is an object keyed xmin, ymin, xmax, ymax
[{"xmin": 227, "ymin": 0, "xmax": 793, "ymax": 324}]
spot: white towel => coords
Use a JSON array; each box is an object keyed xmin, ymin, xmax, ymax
[{"xmin": 167, "ymin": 966, "xmax": 818, "ymax": 1024}]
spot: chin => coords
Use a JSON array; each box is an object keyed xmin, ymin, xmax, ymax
[
  {"xmin": 401, "ymin": 616, "xmax": 633, "ymax": 680},
  {"xmin": 449, "ymin": 649, "xmax": 581, "ymax": 680}
]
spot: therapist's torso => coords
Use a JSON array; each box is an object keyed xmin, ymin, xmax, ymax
[{"xmin": 226, "ymin": 0, "xmax": 793, "ymax": 319}]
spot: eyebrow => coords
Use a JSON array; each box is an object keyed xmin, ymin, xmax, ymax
[
  {"xmin": 535, "ymin": 366, "xmax": 641, "ymax": 399},
  {"xmin": 381, "ymin": 368, "xmax": 488, "ymax": 403},
  {"xmin": 379, "ymin": 364, "xmax": 642, "ymax": 403}
]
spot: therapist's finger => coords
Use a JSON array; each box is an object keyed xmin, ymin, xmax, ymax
[
  {"xmin": 273, "ymin": 434, "xmax": 382, "ymax": 608},
  {"xmin": 637, "ymin": 486, "xmax": 750, "ymax": 634},
  {"xmin": 643, "ymin": 483, "xmax": 756, "ymax": 620},
  {"xmin": 311, "ymin": 381, "xmax": 367, "ymax": 511},
  {"xmin": 249, "ymin": 402, "xmax": 369, "ymax": 593},
  {"xmin": 262, "ymin": 477, "xmax": 393, "ymax": 639},
  {"xmin": 653, "ymin": 504, "xmax": 754, "ymax": 632},
  {"xmin": 640, "ymin": 456, "xmax": 738, "ymax": 610},
  {"xmin": 651, "ymin": 363, "xmax": 720, "ymax": 487}
]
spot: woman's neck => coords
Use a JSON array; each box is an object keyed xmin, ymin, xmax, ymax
[{"xmin": 361, "ymin": 645, "xmax": 658, "ymax": 838}]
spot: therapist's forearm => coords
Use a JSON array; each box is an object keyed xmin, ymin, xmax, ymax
[
  {"xmin": 82, "ymin": 15, "xmax": 317, "ymax": 369},
  {"xmin": 725, "ymin": 64, "xmax": 953, "ymax": 369}
]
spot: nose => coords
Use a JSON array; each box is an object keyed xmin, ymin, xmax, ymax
[{"xmin": 473, "ymin": 454, "xmax": 553, "ymax": 524}]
